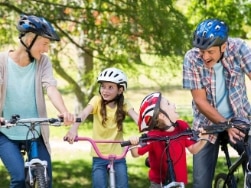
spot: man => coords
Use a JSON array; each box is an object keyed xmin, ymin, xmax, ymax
[{"xmin": 183, "ymin": 18, "xmax": 251, "ymax": 188}]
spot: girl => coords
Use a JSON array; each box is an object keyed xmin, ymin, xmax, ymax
[{"xmin": 65, "ymin": 67, "xmax": 138, "ymax": 188}]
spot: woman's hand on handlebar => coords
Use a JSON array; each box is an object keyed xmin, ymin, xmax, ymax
[
  {"xmin": 0, "ymin": 117, "xmax": 6, "ymax": 125},
  {"xmin": 58, "ymin": 112, "xmax": 75, "ymax": 126}
]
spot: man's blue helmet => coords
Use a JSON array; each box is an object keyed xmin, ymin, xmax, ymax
[
  {"xmin": 192, "ymin": 19, "xmax": 228, "ymax": 49},
  {"xmin": 17, "ymin": 14, "xmax": 60, "ymax": 41}
]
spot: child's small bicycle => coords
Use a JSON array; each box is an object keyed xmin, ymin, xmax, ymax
[
  {"xmin": 121, "ymin": 128, "xmax": 200, "ymax": 188},
  {"xmin": 1, "ymin": 114, "xmax": 81, "ymax": 188},
  {"xmin": 69, "ymin": 136, "xmax": 132, "ymax": 188}
]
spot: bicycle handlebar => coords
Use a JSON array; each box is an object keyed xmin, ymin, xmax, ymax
[
  {"xmin": 121, "ymin": 128, "xmax": 200, "ymax": 147},
  {"xmin": 0, "ymin": 114, "xmax": 82, "ymax": 128},
  {"xmin": 69, "ymin": 136, "xmax": 130, "ymax": 160},
  {"xmin": 202, "ymin": 120, "xmax": 250, "ymax": 134},
  {"xmin": 121, "ymin": 118, "xmax": 250, "ymax": 147}
]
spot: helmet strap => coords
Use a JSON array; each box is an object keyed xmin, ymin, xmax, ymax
[
  {"xmin": 217, "ymin": 43, "xmax": 226, "ymax": 63},
  {"xmin": 20, "ymin": 34, "xmax": 38, "ymax": 62},
  {"xmin": 159, "ymin": 108, "xmax": 177, "ymax": 127}
]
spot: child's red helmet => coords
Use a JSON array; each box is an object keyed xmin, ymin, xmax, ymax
[{"xmin": 138, "ymin": 92, "xmax": 161, "ymax": 132}]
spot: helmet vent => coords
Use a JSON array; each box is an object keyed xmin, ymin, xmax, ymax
[
  {"xmin": 16, "ymin": 14, "xmax": 60, "ymax": 41},
  {"xmin": 97, "ymin": 68, "xmax": 128, "ymax": 91},
  {"xmin": 109, "ymin": 71, "xmax": 113, "ymax": 76},
  {"xmin": 192, "ymin": 18, "xmax": 228, "ymax": 49}
]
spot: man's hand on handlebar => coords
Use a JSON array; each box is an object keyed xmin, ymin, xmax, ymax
[{"xmin": 227, "ymin": 127, "xmax": 246, "ymax": 144}]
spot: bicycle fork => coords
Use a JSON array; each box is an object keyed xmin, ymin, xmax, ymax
[
  {"xmin": 108, "ymin": 159, "xmax": 116, "ymax": 188},
  {"xmin": 25, "ymin": 140, "xmax": 48, "ymax": 186},
  {"xmin": 163, "ymin": 145, "xmax": 185, "ymax": 188}
]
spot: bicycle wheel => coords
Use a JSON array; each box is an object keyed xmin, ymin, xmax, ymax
[
  {"xmin": 26, "ymin": 165, "xmax": 49, "ymax": 188},
  {"xmin": 214, "ymin": 173, "xmax": 228, "ymax": 188},
  {"xmin": 214, "ymin": 173, "xmax": 236, "ymax": 188},
  {"xmin": 244, "ymin": 172, "xmax": 251, "ymax": 188}
]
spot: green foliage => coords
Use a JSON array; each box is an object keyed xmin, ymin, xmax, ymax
[
  {"xmin": 1, "ymin": 0, "xmax": 251, "ymax": 113},
  {"xmin": 0, "ymin": 0, "xmax": 191, "ymax": 109},
  {"xmin": 186, "ymin": 0, "xmax": 251, "ymax": 39}
]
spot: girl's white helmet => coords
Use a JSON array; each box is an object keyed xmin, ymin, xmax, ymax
[{"xmin": 97, "ymin": 68, "xmax": 127, "ymax": 91}]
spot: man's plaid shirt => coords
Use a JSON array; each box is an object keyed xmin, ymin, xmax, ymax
[{"xmin": 183, "ymin": 38, "xmax": 251, "ymax": 143}]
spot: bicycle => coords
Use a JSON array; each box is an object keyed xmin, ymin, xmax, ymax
[
  {"xmin": 0, "ymin": 114, "xmax": 81, "ymax": 188},
  {"xmin": 68, "ymin": 136, "xmax": 132, "ymax": 188},
  {"xmin": 200, "ymin": 117, "xmax": 251, "ymax": 188},
  {"xmin": 121, "ymin": 128, "xmax": 200, "ymax": 188}
]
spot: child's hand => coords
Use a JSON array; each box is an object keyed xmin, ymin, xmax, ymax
[
  {"xmin": 198, "ymin": 127, "xmax": 209, "ymax": 141},
  {"xmin": 64, "ymin": 126, "xmax": 78, "ymax": 144},
  {"xmin": 129, "ymin": 136, "xmax": 139, "ymax": 145}
]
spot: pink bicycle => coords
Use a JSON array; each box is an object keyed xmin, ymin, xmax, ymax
[{"xmin": 67, "ymin": 136, "xmax": 131, "ymax": 188}]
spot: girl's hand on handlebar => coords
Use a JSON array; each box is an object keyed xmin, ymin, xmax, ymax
[{"xmin": 64, "ymin": 127, "xmax": 78, "ymax": 144}]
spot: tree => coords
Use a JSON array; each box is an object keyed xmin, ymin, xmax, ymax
[
  {"xmin": 186, "ymin": 0, "xmax": 251, "ymax": 39},
  {"xmin": 0, "ymin": 0, "xmax": 192, "ymax": 113}
]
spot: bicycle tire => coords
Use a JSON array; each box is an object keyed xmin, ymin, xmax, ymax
[
  {"xmin": 26, "ymin": 165, "xmax": 49, "ymax": 188},
  {"xmin": 214, "ymin": 173, "xmax": 236, "ymax": 188},
  {"xmin": 34, "ymin": 165, "xmax": 48, "ymax": 188}
]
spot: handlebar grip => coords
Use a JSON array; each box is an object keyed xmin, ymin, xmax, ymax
[
  {"xmin": 121, "ymin": 140, "xmax": 131, "ymax": 147},
  {"xmin": 76, "ymin": 118, "xmax": 82, "ymax": 122},
  {"xmin": 63, "ymin": 136, "xmax": 78, "ymax": 142},
  {"xmin": 58, "ymin": 117, "xmax": 82, "ymax": 122}
]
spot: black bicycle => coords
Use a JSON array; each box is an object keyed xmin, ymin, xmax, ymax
[
  {"xmin": 121, "ymin": 128, "xmax": 200, "ymax": 188},
  {"xmin": 201, "ymin": 117, "xmax": 251, "ymax": 188},
  {"xmin": 0, "ymin": 114, "xmax": 81, "ymax": 188}
]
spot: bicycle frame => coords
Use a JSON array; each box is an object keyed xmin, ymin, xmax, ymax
[
  {"xmin": 214, "ymin": 134, "xmax": 249, "ymax": 188},
  {"xmin": 163, "ymin": 142, "xmax": 185, "ymax": 188},
  {"xmin": 201, "ymin": 118, "xmax": 250, "ymax": 188},
  {"xmin": 1, "ymin": 114, "xmax": 80, "ymax": 188},
  {"xmin": 23, "ymin": 123, "xmax": 49, "ymax": 187},
  {"xmin": 73, "ymin": 136, "xmax": 130, "ymax": 188}
]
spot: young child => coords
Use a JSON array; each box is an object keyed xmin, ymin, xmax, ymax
[
  {"xmin": 65, "ymin": 67, "xmax": 138, "ymax": 188},
  {"xmin": 129, "ymin": 92, "xmax": 208, "ymax": 187}
]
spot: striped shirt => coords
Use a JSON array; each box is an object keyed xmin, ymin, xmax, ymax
[{"xmin": 183, "ymin": 38, "xmax": 251, "ymax": 142}]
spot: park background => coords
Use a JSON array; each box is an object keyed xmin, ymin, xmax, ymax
[{"xmin": 1, "ymin": 0, "xmax": 251, "ymax": 187}]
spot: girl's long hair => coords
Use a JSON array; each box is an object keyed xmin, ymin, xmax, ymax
[{"xmin": 100, "ymin": 86, "xmax": 126, "ymax": 132}]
